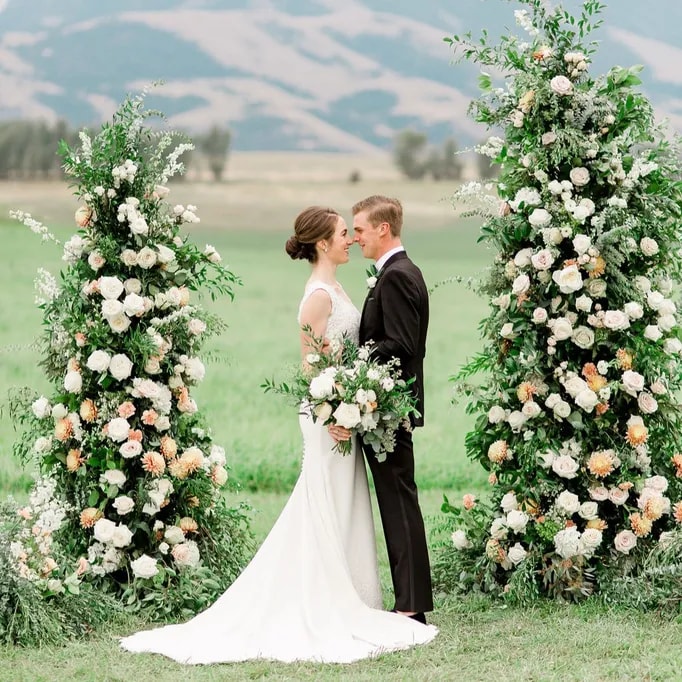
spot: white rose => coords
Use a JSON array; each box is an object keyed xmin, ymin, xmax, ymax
[
  {"xmin": 575, "ymin": 389, "xmax": 598, "ymax": 412},
  {"xmin": 451, "ymin": 530, "xmax": 472, "ymax": 550},
  {"xmin": 551, "ymin": 317, "xmax": 573, "ymax": 341},
  {"xmin": 644, "ymin": 325, "xmax": 662, "ymax": 341},
  {"xmin": 622, "ymin": 370, "xmax": 645, "ymax": 395},
  {"xmin": 52, "ymin": 403, "xmax": 68, "ymax": 420},
  {"xmin": 109, "ymin": 354, "xmax": 133, "ymax": 381},
  {"xmin": 102, "ymin": 469, "xmax": 126, "ymax": 487},
  {"xmin": 183, "ymin": 357, "xmax": 206, "ymax": 383},
  {"xmin": 188, "ymin": 318, "xmax": 207, "ymax": 336},
  {"xmin": 101, "ymin": 300, "xmax": 124, "ymax": 319},
  {"xmin": 579, "ymin": 528, "xmax": 603, "ymax": 555},
  {"xmin": 575, "ymin": 295, "xmax": 593, "ymax": 313},
  {"xmin": 112, "ymin": 524, "xmax": 133, "ymax": 548},
  {"xmin": 106, "ymin": 417, "xmax": 130, "ymax": 443},
  {"xmin": 640, "ymin": 237, "xmax": 659, "ymax": 257},
  {"xmin": 204, "ymin": 244, "xmax": 222, "ymax": 263},
  {"xmin": 506, "ymin": 510, "xmax": 529, "ymax": 533},
  {"xmin": 637, "ymin": 392, "xmax": 658, "ymax": 414},
  {"xmin": 488, "ymin": 406, "xmax": 507, "ymax": 424},
  {"xmin": 528, "ymin": 208, "xmax": 552, "ymax": 228},
  {"xmin": 164, "ymin": 526, "xmax": 185, "ymax": 545},
  {"xmin": 120, "ymin": 249, "xmax": 139, "ymax": 267},
  {"xmin": 522, "ymin": 401, "xmax": 541, "ymax": 418},
  {"xmin": 112, "ymin": 496, "xmax": 135, "ymax": 515},
  {"xmin": 99, "ymin": 276, "xmax": 124, "ymax": 300},
  {"xmin": 552, "ymin": 455, "xmax": 579, "ymax": 479},
  {"xmin": 32, "ymin": 396, "xmax": 51, "ymax": 419},
  {"xmin": 333, "ymin": 402, "xmax": 362, "ymax": 429},
  {"xmin": 647, "ymin": 290, "xmax": 665, "ymax": 311},
  {"xmin": 130, "ymin": 554, "xmax": 159, "ymax": 579},
  {"xmin": 500, "ymin": 323, "xmax": 515, "ymax": 339},
  {"xmin": 552, "ymin": 265, "xmax": 583, "ymax": 294},
  {"xmin": 94, "ymin": 518, "xmax": 117, "ymax": 544},
  {"xmin": 137, "ymin": 247, "xmax": 158, "ymax": 269},
  {"xmin": 609, "ymin": 488, "xmax": 629, "ymax": 506},
  {"xmin": 490, "ymin": 517, "xmax": 508, "ymax": 540},
  {"xmin": 123, "ymin": 293, "xmax": 145, "ymax": 317},
  {"xmin": 508, "ymin": 543, "xmax": 527, "ymax": 565},
  {"xmin": 578, "ymin": 501, "xmax": 599, "ymax": 520},
  {"xmin": 550, "ymin": 75, "xmax": 573, "ymax": 96},
  {"xmin": 124, "ymin": 278, "xmax": 142, "ymax": 295},
  {"xmin": 500, "ymin": 492, "xmax": 519, "ymax": 513},
  {"xmin": 507, "ymin": 410, "xmax": 527, "ymax": 432},
  {"xmin": 569, "ymin": 167, "xmax": 590, "ymax": 186},
  {"xmin": 64, "ymin": 370, "xmax": 82, "ymax": 393},
  {"xmin": 623, "ymin": 302, "xmax": 644, "ymax": 320},
  {"xmin": 614, "ymin": 530, "xmax": 637, "ymax": 554},
  {"xmin": 542, "ymin": 131, "xmax": 557, "ymax": 146},
  {"xmin": 584, "ymin": 278, "xmax": 607, "ymax": 298},
  {"xmin": 658, "ymin": 314, "xmax": 676, "ymax": 332},
  {"xmin": 603, "ymin": 310, "xmax": 630, "ymax": 331},
  {"xmin": 513, "ymin": 247, "xmax": 534, "ymax": 267},
  {"xmin": 532, "ymin": 308, "xmax": 548, "ymax": 324},
  {"xmin": 119, "ymin": 440, "xmax": 142, "ymax": 459},
  {"xmin": 108, "ymin": 314, "xmax": 131, "ymax": 334},
  {"xmin": 512, "ymin": 274, "xmax": 530, "ymax": 295},
  {"xmin": 554, "ymin": 526, "xmax": 582, "ymax": 559},
  {"xmin": 664, "ymin": 338, "xmax": 682, "ymax": 354},
  {"xmin": 493, "ymin": 292, "xmax": 511, "ymax": 309},
  {"xmin": 572, "ymin": 326, "xmax": 594, "ymax": 349},
  {"xmin": 634, "ymin": 276, "xmax": 651, "ymax": 293},
  {"xmin": 556, "ymin": 490, "xmax": 580, "ymax": 514},
  {"xmin": 644, "ymin": 475, "xmax": 669, "ymax": 493},
  {"xmin": 553, "ymin": 400, "xmax": 571, "ymax": 419},
  {"xmin": 589, "ymin": 486, "xmax": 609, "ymax": 502},
  {"xmin": 531, "ymin": 249, "xmax": 554, "ymax": 271},
  {"xmin": 171, "ymin": 541, "xmax": 201, "ymax": 568},
  {"xmin": 87, "ymin": 350, "xmax": 111, "ymax": 373},
  {"xmin": 88, "ymin": 251, "xmax": 106, "ymax": 271},
  {"xmin": 380, "ymin": 377, "xmax": 395, "ymax": 392},
  {"xmin": 156, "ymin": 244, "xmax": 176, "ymax": 264},
  {"xmin": 572, "ymin": 234, "xmax": 591, "ymax": 255},
  {"xmin": 34, "ymin": 436, "xmax": 53, "ymax": 452}
]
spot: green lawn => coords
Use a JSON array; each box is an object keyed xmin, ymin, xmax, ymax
[{"xmin": 2, "ymin": 179, "xmax": 680, "ymax": 681}]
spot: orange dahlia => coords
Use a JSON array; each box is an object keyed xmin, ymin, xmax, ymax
[
  {"xmin": 179, "ymin": 517, "xmax": 198, "ymax": 534},
  {"xmin": 79, "ymin": 399, "xmax": 98, "ymax": 423},
  {"xmin": 630, "ymin": 512, "xmax": 653, "ymax": 537},
  {"xmin": 587, "ymin": 450, "xmax": 616, "ymax": 478},
  {"xmin": 516, "ymin": 381, "xmax": 536, "ymax": 403},
  {"xmin": 141, "ymin": 451, "xmax": 165, "ymax": 476},
  {"xmin": 79, "ymin": 507, "xmax": 102, "ymax": 528},
  {"xmin": 160, "ymin": 436, "xmax": 178, "ymax": 460},
  {"xmin": 672, "ymin": 454, "xmax": 682, "ymax": 478},
  {"xmin": 616, "ymin": 349, "xmax": 633, "ymax": 370},
  {"xmin": 488, "ymin": 440, "xmax": 509, "ymax": 464},
  {"xmin": 54, "ymin": 418, "xmax": 73, "ymax": 442},
  {"xmin": 66, "ymin": 448, "xmax": 83, "ymax": 473},
  {"xmin": 626, "ymin": 423, "xmax": 648, "ymax": 446}
]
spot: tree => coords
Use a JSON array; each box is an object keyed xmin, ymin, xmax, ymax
[
  {"xmin": 198, "ymin": 125, "xmax": 232, "ymax": 182},
  {"xmin": 393, "ymin": 129, "xmax": 429, "ymax": 180}
]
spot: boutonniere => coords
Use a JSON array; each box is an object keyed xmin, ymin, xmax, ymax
[{"xmin": 366, "ymin": 264, "xmax": 379, "ymax": 289}]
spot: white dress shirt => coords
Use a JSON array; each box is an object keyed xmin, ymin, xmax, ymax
[{"xmin": 376, "ymin": 246, "xmax": 405, "ymax": 273}]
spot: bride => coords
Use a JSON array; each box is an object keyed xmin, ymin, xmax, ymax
[{"xmin": 119, "ymin": 206, "xmax": 438, "ymax": 664}]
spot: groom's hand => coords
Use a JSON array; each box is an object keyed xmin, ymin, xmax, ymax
[{"xmin": 328, "ymin": 424, "xmax": 352, "ymax": 442}]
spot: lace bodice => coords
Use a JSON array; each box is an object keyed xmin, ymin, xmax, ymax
[{"xmin": 297, "ymin": 280, "xmax": 360, "ymax": 344}]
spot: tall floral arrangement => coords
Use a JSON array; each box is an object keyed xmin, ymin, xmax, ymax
[
  {"xmin": 8, "ymin": 92, "xmax": 252, "ymax": 618},
  {"xmin": 437, "ymin": 0, "xmax": 682, "ymax": 602}
]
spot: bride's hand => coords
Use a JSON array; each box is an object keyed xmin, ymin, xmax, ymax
[{"xmin": 328, "ymin": 424, "xmax": 352, "ymax": 442}]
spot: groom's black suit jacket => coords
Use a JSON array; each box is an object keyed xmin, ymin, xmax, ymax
[{"xmin": 359, "ymin": 251, "xmax": 428, "ymax": 427}]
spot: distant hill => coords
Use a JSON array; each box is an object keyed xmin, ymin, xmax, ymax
[{"xmin": 0, "ymin": 0, "xmax": 680, "ymax": 151}]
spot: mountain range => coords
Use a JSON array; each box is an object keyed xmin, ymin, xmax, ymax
[{"xmin": 0, "ymin": 0, "xmax": 680, "ymax": 151}]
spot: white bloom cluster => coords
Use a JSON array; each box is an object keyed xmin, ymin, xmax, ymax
[
  {"xmin": 112, "ymin": 159, "xmax": 138, "ymax": 188},
  {"xmin": 34, "ymin": 268, "xmax": 59, "ymax": 306}
]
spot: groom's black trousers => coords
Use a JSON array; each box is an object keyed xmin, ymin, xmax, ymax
[{"xmin": 362, "ymin": 428, "xmax": 433, "ymax": 614}]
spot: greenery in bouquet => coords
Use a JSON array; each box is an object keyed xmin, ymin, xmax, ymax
[
  {"xmin": 437, "ymin": 0, "xmax": 682, "ymax": 604},
  {"xmin": 6, "ymin": 90, "xmax": 253, "ymax": 625},
  {"xmin": 264, "ymin": 331, "xmax": 418, "ymax": 461}
]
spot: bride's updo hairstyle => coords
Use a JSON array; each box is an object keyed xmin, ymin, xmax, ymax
[{"xmin": 286, "ymin": 206, "xmax": 340, "ymax": 263}]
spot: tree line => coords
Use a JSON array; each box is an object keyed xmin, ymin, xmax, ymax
[{"xmin": 0, "ymin": 120, "xmax": 232, "ymax": 181}]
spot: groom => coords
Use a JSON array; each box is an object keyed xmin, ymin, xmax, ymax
[{"xmin": 351, "ymin": 195, "xmax": 433, "ymax": 624}]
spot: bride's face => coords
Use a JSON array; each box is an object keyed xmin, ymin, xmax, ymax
[{"xmin": 322, "ymin": 216, "xmax": 352, "ymax": 265}]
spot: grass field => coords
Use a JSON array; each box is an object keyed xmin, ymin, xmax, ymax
[{"xmin": 2, "ymin": 159, "xmax": 681, "ymax": 681}]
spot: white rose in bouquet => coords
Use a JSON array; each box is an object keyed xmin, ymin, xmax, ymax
[
  {"xmin": 556, "ymin": 490, "xmax": 580, "ymax": 514},
  {"xmin": 640, "ymin": 237, "xmax": 659, "ymax": 256},
  {"xmin": 119, "ymin": 440, "xmax": 142, "ymax": 458},
  {"xmin": 112, "ymin": 495, "xmax": 135, "ymax": 515},
  {"xmin": 579, "ymin": 529, "xmax": 603, "ymax": 556},
  {"xmin": 508, "ymin": 543, "xmax": 527, "ymax": 565},
  {"xmin": 572, "ymin": 234, "xmax": 591, "ymax": 255},
  {"xmin": 87, "ymin": 350, "xmax": 111, "ymax": 373},
  {"xmin": 451, "ymin": 530, "xmax": 472, "ymax": 550},
  {"xmin": 578, "ymin": 501, "xmax": 599, "ymax": 520},
  {"xmin": 650, "ymin": 380, "xmax": 667, "ymax": 395},
  {"xmin": 569, "ymin": 166, "xmax": 590, "ymax": 186},
  {"xmin": 171, "ymin": 541, "xmax": 201, "ymax": 569},
  {"xmin": 644, "ymin": 325, "xmax": 662, "ymax": 341},
  {"xmin": 32, "ymin": 396, "xmax": 51, "ymax": 419},
  {"xmin": 309, "ymin": 373, "xmax": 336, "ymax": 399},
  {"xmin": 528, "ymin": 208, "xmax": 552, "ymax": 228},
  {"xmin": 112, "ymin": 524, "xmax": 133, "ymax": 548},
  {"xmin": 532, "ymin": 307, "xmax": 548, "ymax": 324},
  {"xmin": 513, "ymin": 247, "xmax": 534, "ymax": 267},
  {"xmin": 52, "ymin": 403, "xmax": 68, "ymax": 419},
  {"xmin": 184, "ymin": 357, "xmax": 206, "ymax": 383},
  {"xmin": 512, "ymin": 274, "xmax": 530, "ymax": 295},
  {"xmin": 614, "ymin": 530, "xmax": 637, "ymax": 554},
  {"xmin": 644, "ymin": 475, "xmax": 669, "ymax": 493},
  {"xmin": 554, "ymin": 526, "xmax": 581, "ymax": 558},
  {"xmin": 622, "ymin": 370, "xmax": 645, "ymax": 395},
  {"xmin": 123, "ymin": 293, "xmax": 146, "ymax": 317},
  {"xmin": 490, "ymin": 517, "xmax": 508, "ymax": 540},
  {"xmin": 120, "ymin": 249, "xmax": 139, "ymax": 267},
  {"xmin": 102, "ymin": 469, "xmax": 126, "ymax": 487},
  {"xmin": 106, "ymin": 417, "xmax": 130, "ymax": 443},
  {"xmin": 64, "ymin": 370, "xmax": 82, "ymax": 393},
  {"xmin": 531, "ymin": 249, "xmax": 554, "ymax": 270},
  {"xmin": 542, "ymin": 131, "xmax": 558, "ymax": 146},
  {"xmin": 575, "ymin": 389, "xmax": 598, "ymax": 412},
  {"xmin": 571, "ymin": 326, "xmax": 594, "ymax": 349},
  {"xmin": 506, "ymin": 510, "xmax": 529, "ymax": 533},
  {"xmin": 575, "ymin": 295, "xmax": 593, "ymax": 312},
  {"xmin": 552, "ymin": 455, "xmax": 579, "ymax": 479},
  {"xmin": 109, "ymin": 354, "xmax": 133, "ymax": 381},
  {"xmin": 584, "ymin": 278, "xmax": 607, "ymax": 298},
  {"xmin": 34, "ymin": 436, "xmax": 52, "ymax": 452},
  {"xmin": 550, "ymin": 75, "xmax": 573, "ymax": 96},
  {"xmin": 551, "ymin": 317, "xmax": 573, "ymax": 341},
  {"xmin": 647, "ymin": 290, "xmax": 665, "ymax": 310},
  {"xmin": 658, "ymin": 314, "xmax": 676, "ymax": 332},
  {"xmin": 88, "ymin": 251, "xmax": 105, "ymax": 271},
  {"xmin": 164, "ymin": 526, "xmax": 185, "ymax": 545},
  {"xmin": 94, "ymin": 518, "xmax": 116, "ymax": 544},
  {"xmin": 137, "ymin": 246, "xmax": 158, "ymax": 269},
  {"xmin": 637, "ymin": 392, "xmax": 658, "ymax": 414},
  {"xmin": 108, "ymin": 313, "xmax": 131, "ymax": 334},
  {"xmin": 507, "ymin": 410, "xmax": 527, "ymax": 431},
  {"xmin": 553, "ymin": 400, "xmax": 571, "ymax": 419},
  {"xmin": 204, "ymin": 244, "xmax": 222, "ymax": 263},
  {"xmin": 609, "ymin": 488, "xmax": 629, "ymax": 506},
  {"xmin": 157, "ymin": 244, "xmax": 176, "ymax": 264},
  {"xmin": 664, "ymin": 338, "xmax": 682, "ymax": 354},
  {"xmin": 552, "ymin": 265, "xmax": 583, "ymax": 294},
  {"xmin": 101, "ymin": 300, "xmax": 124, "ymax": 319},
  {"xmin": 510, "ymin": 189, "xmax": 541, "ymax": 211},
  {"xmin": 623, "ymin": 302, "xmax": 644, "ymax": 320},
  {"xmin": 99, "ymin": 276, "xmax": 124, "ymax": 300},
  {"xmin": 500, "ymin": 492, "xmax": 519, "ymax": 513},
  {"xmin": 124, "ymin": 278, "xmax": 142, "ymax": 295},
  {"xmin": 313, "ymin": 402, "xmax": 333, "ymax": 422},
  {"xmin": 602, "ymin": 310, "xmax": 630, "ymax": 330},
  {"xmin": 333, "ymin": 402, "xmax": 362, "ymax": 429},
  {"xmin": 589, "ymin": 486, "xmax": 609, "ymax": 501},
  {"xmin": 492, "ymin": 293, "xmax": 511, "ymax": 309},
  {"xmin": 488, "ymin": 405, "xmax": 507, "ymax": 423},
  {"xmin": 521, "ymin": 401, "xmax": 541, "ymax": 418},
  {"xmin": 380, "ymin": 377, "xmax": 395, "ymax": 391},
  {"xmin": 500, "ymin": 323, "xmax": 515, "ymax": 339},
  {"xmin": 188, "ymin": 318, "xmax": 207, "ymax": 336},
  {"xmin": 131, "ymin": 554, "xmax": 159, "ymax": 579}
]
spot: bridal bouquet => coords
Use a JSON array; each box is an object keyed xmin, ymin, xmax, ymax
[{"xmin": 264, "ymin": 334, "xmax": 418, "ymax": 461}]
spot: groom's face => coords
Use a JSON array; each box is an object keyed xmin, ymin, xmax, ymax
[{"xmin": 352, "ymin": 210, "xmax": 382, "ymax": 260}]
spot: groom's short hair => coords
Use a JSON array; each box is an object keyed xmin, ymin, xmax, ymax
[{"xmin": 352, "ymin": 195, "xmax": 403, "ymax": 237}]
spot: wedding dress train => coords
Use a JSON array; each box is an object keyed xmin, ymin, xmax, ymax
[{"xmin": 119, "ymin": 281, "xmax": 437, "ymax": 664}]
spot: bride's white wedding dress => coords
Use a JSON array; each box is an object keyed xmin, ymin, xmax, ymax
[{"xmin": 119, "ymin": 281, "xmax": 438, "ymax": 664}]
